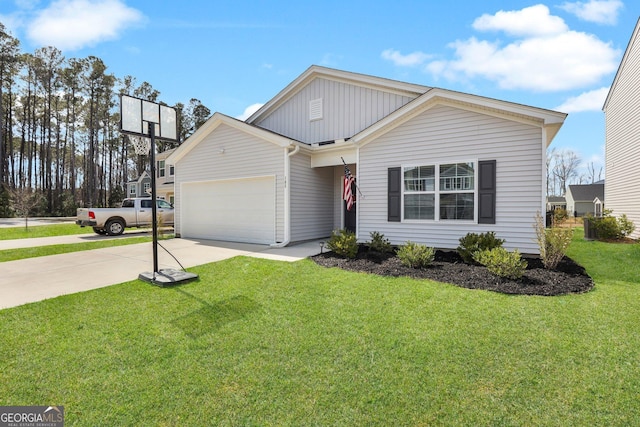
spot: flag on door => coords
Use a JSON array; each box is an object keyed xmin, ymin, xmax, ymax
[{"xmin": 343, "ymin": 165, "xmax": 355, "ymax": 211}]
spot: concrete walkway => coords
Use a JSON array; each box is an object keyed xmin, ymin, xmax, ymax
[{"xmin": 0, "ymin": 236, "xmax": 324, "ymax": 310}]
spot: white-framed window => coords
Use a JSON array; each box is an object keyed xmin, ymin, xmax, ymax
[
  {"xmin": 169, "ymin": 165, "xmax": 174, "ymax": 176},
  {"xmin": 403, "ymin": 161, "xmax": 476, "ymax": 221},
  {"xmin": 143, "ymin": 182, "xmax": 151, "ymax": 194},
  {"xmin": 158, "ymin": 160, "xmax": 165, "ymax": 177},
  {"xmin": 129, "ymin": 184, "xmax": 136, "ymax": 196}
]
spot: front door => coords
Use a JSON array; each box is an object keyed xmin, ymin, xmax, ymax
[{"xmin": 344, "ymin": 179, "xmax": 356, "ymax": 233}]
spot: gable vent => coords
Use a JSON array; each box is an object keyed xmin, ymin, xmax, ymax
[{"xmin": 309, "ymin": 98, "xmax": 323, "ymax": 121}]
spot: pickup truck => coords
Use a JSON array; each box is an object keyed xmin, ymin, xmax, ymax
[{"xmin": 76, "ymin": 198, "xmax": 174, "ymax": 236}]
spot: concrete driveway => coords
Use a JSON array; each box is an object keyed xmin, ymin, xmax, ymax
[{"xmin": 0, "ymin": 236, "xmax": 324, "ymax": 310}]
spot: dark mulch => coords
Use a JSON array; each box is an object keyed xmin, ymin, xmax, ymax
[{"xmin": 311, "ymin": 247, "xmax": 594, "ymax": 296}]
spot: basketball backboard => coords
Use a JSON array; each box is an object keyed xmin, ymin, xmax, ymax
[{"xmin": 120, "ymin": 94, "xmax": 178, "ymax": 141}]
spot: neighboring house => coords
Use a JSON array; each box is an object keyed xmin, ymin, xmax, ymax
[
  {"xmin": 565, "ymin": 182, "xmax": 605, "ymax": 217},
  {"xmin": 126, "ymin": 171, "xmax": 151, "ymax": 198},
  {"xmin": 126, "ymin": 149, "xmax": 177, "ymax": 203},
  {"xmin": 156, "ymin": 148, "xmax": 177, "ymax": 204},
  {"xmin": 546, "ymin": 196, "xmax": 566, "ymax": 211},
  {"xmin": 167, "ymin": 66, "xmax": 566, "ymax": 254},
  {"xmin": 603, "ymin": 17, "xmax": 640, "ymax": 239}
]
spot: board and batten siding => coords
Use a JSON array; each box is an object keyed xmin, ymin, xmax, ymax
[
  {"xmin": 255, "ymin": 77, "xmax": 416, "ymax": 144},
  {"xmin": 174, "ymin": 123, "xmax": 286, "ymax": 242},
  {"xmin": 605, "ymin": 27, "xmax": 640, "ymax": 239},
  {"xmin": 358, "ymin": 104, "xmax": 545, "ymax": 254},
  {"xmin": 289, "ymin": 151, "xmax": 335, "ymax": 242}
]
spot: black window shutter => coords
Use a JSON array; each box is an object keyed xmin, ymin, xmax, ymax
[
  {"xmin": 478, "ymin": 160, "xmax": 496, "ymax": 224},
  {"xmin": 388, "ymin": 167, "xmax": 401, "ymax": 222}
]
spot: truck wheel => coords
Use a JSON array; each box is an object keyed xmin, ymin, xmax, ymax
[
  {"xmin": 105, "ymin": 219, "xmax": 125, "ymax": 236},
  {"xmin": 92, "ymin": 227, "xmax": 107, "ymax": 235}
]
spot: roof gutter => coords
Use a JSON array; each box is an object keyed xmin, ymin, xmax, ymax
[{"xmin": 270, "ymin": 144, "xmax": 300, "ymax": 248}]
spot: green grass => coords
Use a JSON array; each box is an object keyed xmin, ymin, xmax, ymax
[
  {"xmin": 0, "ymin": 236, "xmax": 153, "ymax": 262},
  {"xmin": 0, "ymin": 223, "xmax": 93, "ymax": 240},
  {"xmin": 0, "ymin": 234, "xmax": 639, "ymax": 425}
]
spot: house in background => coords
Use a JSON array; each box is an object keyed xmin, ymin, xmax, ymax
[
  {"xmin": 126, "ymin": 148, "xmax": 177, "ymax": 203},
  {"xmin": 603, "ymin": 17, "xmax": 640, "ymax": 239},
  {"xmin": 126, "ymin": 171, "xmax": 151, "ymax": 198},
  {"xmin": 546, "ymin": 196, "xmax": 567, "ymax": 212},
  {"xmin": 167, "ymin": 65, "xmax": 566, "ymax": 254},
  {"xmin": 565, "ymin": 182, "xmax": 605, "ymax": 217}
]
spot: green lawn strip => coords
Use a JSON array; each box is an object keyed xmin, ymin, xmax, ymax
[
  {"xmin": 566, "ymin": 227, "xmax": 640, "ymax": 284},
  {"xmin": 0, "ymin": 236, "xmax": 153, "ymax": 262},
  {"xmin": 0, "ymin": 223, "xmax": 94, "ymax": 240},
  {"xmin": 1, "ymin": 236, "xmax": 639, "ymax": 425}
]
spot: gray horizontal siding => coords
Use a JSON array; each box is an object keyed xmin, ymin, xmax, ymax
[
  {"xmin": 256, "ymin": 77, "xmax": 415, "ymax": 144},
  {"xmin": 358, "ymin": 104, "xmax": 545, "ymax": 254},
  {"xmin": 605, "ymin": 30, "xmax": 640, "ymax": 239},
  {"xmin": 174, "ymin": 123, "xmax": 285, "ymax": 241},
  {"xmin": 289, "ymin": 151, "xmax": 335, "ymax": 242}
]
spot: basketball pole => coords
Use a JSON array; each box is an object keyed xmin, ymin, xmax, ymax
[{"xmin": 148, "ymin": 122, "xmax": 159, "ymax": 274}]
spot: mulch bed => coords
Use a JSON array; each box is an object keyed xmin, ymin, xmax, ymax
[{"xmin": 311, "ymin": 247, "xmax": 594, "ymax": 296}]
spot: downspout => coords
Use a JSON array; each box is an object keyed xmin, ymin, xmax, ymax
[{"xmin": 270, "ymin": 144, "xmax": 300, "ymax": 248}]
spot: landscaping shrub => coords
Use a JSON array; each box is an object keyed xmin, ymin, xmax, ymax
[
  {"xmin": 553, "ymin": 208, "xmax": 568, "ymax": 224},
  {"xmin": 473, "ymin": 247, "xmax": 528, "ymax": 280},
  {"xmin": 368, "ymin": 231, "xmax": 393, "ymax": 254},
  {"xmin": 457, "ymin": 231, "xmax": 505, "ymax": 264},
  {"xmin": 587, "ymin": 211, "xmax": 636, "ymax": 241},
  {"xmin": 326, "ymin": 229, "xmax": 358, "ymax": 259},
  {"xmin": 534, "ymin": 212, "xmax": 573, "ymax": 270},
  {"xmin": 397, "ymin": 241, "xmax": 435, "ymax": 268}
]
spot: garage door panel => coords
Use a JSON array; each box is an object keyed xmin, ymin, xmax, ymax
[{"xmin": 181, "ymin": 177, "xmax": 275, "ymax": 244}]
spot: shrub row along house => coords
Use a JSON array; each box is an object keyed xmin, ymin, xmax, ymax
[{"xmin": 167, "ymin": 66, "xmax": 567, "ymax": 254}]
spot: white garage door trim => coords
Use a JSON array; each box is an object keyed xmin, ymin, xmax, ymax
[{"xmin": 180, "ymin": 176, "xmax": 276, "ymax": 244}]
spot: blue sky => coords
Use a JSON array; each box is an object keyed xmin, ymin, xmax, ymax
[{"xmin": 1, "ymin": 0, "xmax": 638, "ymax": 180}]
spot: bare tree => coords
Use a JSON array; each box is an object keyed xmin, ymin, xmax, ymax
[
  {"xmin": 551, "ymin": 149, "xmax": 581, "ymax": 196},
  {"xmin": 586, "ymin": 161, "xmax": 603, "ymax": 183},
  {"xmin": 10, "ymin": 186, "xmax": 43, "ymax": 230}
]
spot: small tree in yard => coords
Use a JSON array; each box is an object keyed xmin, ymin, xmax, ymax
[
  {"xmin": 534, "ymin": 211, "xmax": 573, "ymax": 270},
  {"xmin": 10, "ymin": 187, "xmax": 44, "ymax": 230}
]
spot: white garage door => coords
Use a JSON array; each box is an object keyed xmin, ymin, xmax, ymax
[{"xmin": 180, "ymin": 177, "xmax": 276, "ymax": 244}]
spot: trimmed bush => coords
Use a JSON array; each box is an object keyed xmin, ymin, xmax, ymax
[
  {"xmin": 326, "ymin": 229, "xmax": 358, "ymax": 259},
  {"xmin": 473, "ymin": 247, "xmax": 527, "ymax": 280},
  {"xmin": 397, "ymin": 241, "xmax": 435, "ymax": 268},
  {"xmin": 534, "ymin": 212, "xmax": 573, "ymax": 270},
  {"xmin": 457, "ymin": 231, "xmax": 505, "ymax": 264},
  {"xmin": 587, "ymin": 211, "xmax": 636, "ymax": 241},
  {"xmin": 617, "ymin": 214, "xmax": 636, "ymax": 238},
  {"xmin": 368, "ymin": 231, "xmax": 393, "ymax": 254}
]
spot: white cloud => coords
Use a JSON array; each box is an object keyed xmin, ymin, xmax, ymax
[
  {"xmin": 381, "ymin": 49, "xmax": 431, "ymax": 67},
  {"xmin": 236, "ymin": 103, "xmax": 263, "ymax": 121},
  {"xmin": 26, "ymin": 0, "xmax": 144, "ymax": 51},
  {"xmin": 559, "ymin": 0, "xmax": 623, "ymax": 25},
  {"xmin": 554, "ymin": 87, "xmax": 610, "ymax": 112},
  {"xmin": 424, "ymin": 6, "xmax": 620, "ymax": 91},
  {"xmin": 473, "ymin": 4, "xmax": 567, "ymax": 37}
]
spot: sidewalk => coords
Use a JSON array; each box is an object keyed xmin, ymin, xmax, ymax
[{"xmin": 0, "ymin": 237, "xmax": 324, "ymax": 310}]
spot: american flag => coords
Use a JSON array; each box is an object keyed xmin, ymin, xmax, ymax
[{"xmin": 343, "ymin": 165, "xmax": 355, "ymax": 211}]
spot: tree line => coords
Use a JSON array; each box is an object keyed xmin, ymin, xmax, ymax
[
  {"xmin": 546, "ymin": 148, "xmax": 603, "ymax": 198},
  {"xmin": 0, "ymin": 23, "xmax": 211, "ymax": 217}
]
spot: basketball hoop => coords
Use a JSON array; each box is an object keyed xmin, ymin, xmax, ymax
[{"xmin": 130, "ymin": 135, "xmax": 151, "ymax": 155}]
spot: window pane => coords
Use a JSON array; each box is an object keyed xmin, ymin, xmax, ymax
[
  {"xmin": 440, "ymin": 193, "xmax": 474, "ymax": 220},
  {"xmin": 404, "ymin": 165, "xmax": 435, "ymax": 191},
  {"xmin": 404, "ymin": 194, "xmax": 435, "ymax": 220},
  {"xmin": 440, "ymin": 163, "xmax": 474, "ymax": 191}
]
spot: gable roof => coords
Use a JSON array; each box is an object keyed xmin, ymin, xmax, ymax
[
  {"xmin": 246, "ymin": 65, "xmax": 430, "ymax": 125},
  {"xmin": 351, "ymin": 87, "xmax": 567, "ymax": 147},
  {"xmin": 568, "ymin": 183, "xmax": 605, "ymax": 202},
  {"xmin": 603, "ymin": 17, "xmax": 640, "ymax": 111},
  {"xmin": 167, "ymin": 112, "xmax": 298, "ymax": 165}
]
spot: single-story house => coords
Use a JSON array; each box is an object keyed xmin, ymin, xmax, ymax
[
  {"xmin": 546, "ymin": 196, "xmax": 567, "ymax": 211},
  {"xmin": 603, "ymin": 17, "xmax": 640, "ymax": 239},
  {"xmin": 167, "ymin": 66, "xmax": 566, "ymax": 254},
  {"xmin": 565, "ymin": 182, "xmax": 605, "ymax": 217}
]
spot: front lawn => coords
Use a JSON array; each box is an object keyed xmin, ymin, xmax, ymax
[
  {"xmin": 0, "ymin": 234, "xmax": 638, "ymax": 425},
  {"xmin": 0, "ymin": 223, "xmax": 93, "ymax": 239}
]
